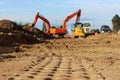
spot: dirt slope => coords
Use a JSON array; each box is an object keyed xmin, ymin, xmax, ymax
[
  {"xmin": 0, "ymin": 33, "xmax": 120, "ymax": 80},
  {"xmin": 0, "ymin": 19, "xmax": 53, "ymax": 54}
]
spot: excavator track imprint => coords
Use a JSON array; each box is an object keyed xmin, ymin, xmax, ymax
[{"xmin": 9, "ymin": 56, "xmax": 105, "ymax": 80}]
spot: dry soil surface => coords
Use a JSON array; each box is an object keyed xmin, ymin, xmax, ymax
[{"xmin": 0, "ymin": 33, "xmax": 120, "ymax": 80}]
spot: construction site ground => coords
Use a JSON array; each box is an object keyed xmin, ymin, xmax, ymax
[{"xmin": 0, "ymin": 32, "xmax": 120, "ymax": 80}]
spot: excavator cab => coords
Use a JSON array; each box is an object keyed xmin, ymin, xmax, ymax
[{"xmin": 72, "ymin": 22, "xmax": 85, "ymax": 38}]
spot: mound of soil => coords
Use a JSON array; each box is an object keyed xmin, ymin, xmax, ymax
[
  {"xmin": 23, "ymin": 27, "xmax": 54, "ymax": 39},
  {"xmin": 0, "ymin": 19, "xmax": 44, "ymax": 44},
  {"xmin": 0, "ymin": 20, "xmax": 16, "ymax": 29},
  {"xmin": 0, "ymin": 19, "xmax": 53, "ymax": 41},
  {"xmin": 0, "ymin": 34, "xmax": 42, "ymax": 54},
  {"xmin": 0, "ymin": 19, "xmax": 53, "ymax": 39},
  {"xmin": 0, "ymin": 34, "xmax": 40, "ymax": 45},
  {"xmin": 0, "ymin": 19, "xmax": 23, "ymax": 33},
  {"xmin": 0, "ymin": 19, "xmax": 53, "ymax": 53}
]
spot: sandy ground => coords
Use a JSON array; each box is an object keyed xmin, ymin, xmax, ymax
[{"xmin": 0, "ymin": 33, "xmax": 120, "ymax": 80}]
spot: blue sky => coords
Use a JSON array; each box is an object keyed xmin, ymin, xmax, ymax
[{"xmin": 0, "ymin": 0, "xmax": 120, "ymax": 29}]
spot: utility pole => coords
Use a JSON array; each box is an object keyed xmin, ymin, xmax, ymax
[{"xmin": 92, "ymin": 19, "xmax": 95, "ymax": 29}]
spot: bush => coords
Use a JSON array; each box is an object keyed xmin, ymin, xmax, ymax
[{"xmin": 112, "ymin": 14, "xmax": 120, "ymax": 33}]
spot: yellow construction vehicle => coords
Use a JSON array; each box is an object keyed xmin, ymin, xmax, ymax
[{"xmin": 72, "ymin": 23, "xmax": 85, "ymax": 38}]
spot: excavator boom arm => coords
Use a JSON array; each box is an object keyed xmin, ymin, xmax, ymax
[
  {"xmin": 33, "ymin": 12, "xmax": 51, "ymax": 33},
  {"xmin": 62, "ymin": 9, "xmax": 81, "ymax": 29}
]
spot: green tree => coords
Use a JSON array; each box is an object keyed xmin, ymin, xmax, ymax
[
  {"xmin": 112, "ymin": 14, "xmax": 120, "ymax": 33},
  {"xmin": 42, "ymin": 22, "xmax": 46, "ymax": 32}
]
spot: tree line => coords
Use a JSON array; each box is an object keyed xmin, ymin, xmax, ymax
[{"xmin": 112, "ymin": 14, "xmax": 120, "ymax": 33}]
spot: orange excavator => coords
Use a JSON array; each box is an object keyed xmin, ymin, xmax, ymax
[
  {"xmin": 32, "ymin": 9, "xmax": 81, "ymax": 36},
  {"xmin": 50, "ymin": 9, "xmax": 81, "ymax": 36},
  {"xmin": 32, "ymin": 12, "xmax": 51, "ymax": 34}
]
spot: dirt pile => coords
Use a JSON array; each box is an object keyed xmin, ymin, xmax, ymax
[
  {"xmin": 0, "ymin": 19, "xmax": 53, "ymax": 44},
  {"xmin": 0, "ymin": 19, "xmax": 53, "ymax": 53},
  {"xmin": 0, "ymin": 34, "xmax": 40, "ymax": 45},
  {"xmin": 0, "ymin": 20, "xmax": 40, "ymax": 44},
  {"xmin": 23, "ymin": 27, "xmax": 54, "ymax": 39},
  {"xmin": 0, "ymin": 19, "xmax": 27, "ymax": 34},
  {"xmin": 0, "ymin": 19, "xmax": 18, "ymax": 32}
]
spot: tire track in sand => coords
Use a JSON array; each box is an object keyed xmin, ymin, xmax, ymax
[
  {"xmin": 8, "ymin": 56, "xmax": 105, "ymax": 80},
  {"xmin": 14, "ymin": 56, "xmax": 53, "ymax": 80}
]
